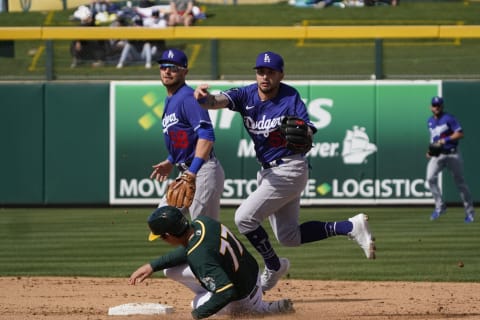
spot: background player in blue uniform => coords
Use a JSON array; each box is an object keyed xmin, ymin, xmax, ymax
[
  {"xmin": 129, "ymin": 206, "xmax": 294, "ymax": 319},
  {"xmin": 426, "ymin": 96, "xmax": 475, "ymax": 223},
  {"xmin": 150, "ymin": 49, "xmax": 224, "ymax": 221},
  {"xmin": 194, "ymin": 51, "xmax": 376, "ymax": 292}
]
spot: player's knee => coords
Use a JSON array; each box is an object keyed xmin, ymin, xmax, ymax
[
  {"xmin": 233, "ymin": 213, "xmax": 242, "ymax": 228},
  {"xmin": 163, "ymin": 265, "xmax": 186, "ymax": 281},
  {"xmin": 277, "ymin": 233, "xmax": 301, "ymax": 247},
  {"xmin": 427, "ymin": 176, "xmax": 436, "ymax": 185},
  {"xmin": 163, "ymin": 267, "xmax": 176, "ymax": 280},
  {"xmin": 234, "ymin": 208, "xmax": 255, "ymax": 228},
  {"xmin": 234, "ymin": 213, "xmax": 255, "ymax": 234}
]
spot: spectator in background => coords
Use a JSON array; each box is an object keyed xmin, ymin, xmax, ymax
[
  {"xmin": 89, "ymin": 0, "xmax": 119, "ymax": 24},
  {"xmin": 89, "ymin": 0, "xmax": 118, "ymax": 15},
  {"xmin": 143, "ymin": 9, "xmax": 168, "ymax": 56},
  {"xmin": 288, "ymin": 0, "xmax": 398, "ymax": 7},
  {"xmin": 116, "ymin": 15, "xmax": 153, "ymax": 69},
  {"xmin": 70, "ymin": 9, "xmax": 111, "ymax": 68},
  {"xmin": 168, "ymin": 0, "xmax": 194, "ymax": 27},
  {"xmin": 310, "ymin": 0, "xmax": 336, "ymax": 8},
  {"xmin": 143, "ymin": 9, "xmax": 168, "ymax": 28},
  {"xmin": 364, "ymin": 0, "xmax": 398, "ymax": 5},
  {"xmin": 115, "ymin": 12, "xmax": 166, "ymax": 69},
  {"xmin": 139, "ymin": 0, "xmax": 156, "ymax": 7},
  {"xmin": 116, "ymin": 40, "xmax": 154, "ymax": 69}
]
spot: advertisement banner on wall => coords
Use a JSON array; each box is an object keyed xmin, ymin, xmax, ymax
[{"xmin": 110, "ymin": 80, "xmax": 441, "ymax": 205}]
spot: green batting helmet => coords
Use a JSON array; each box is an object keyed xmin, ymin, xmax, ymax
[{"xmin": 147, "ymin": 206, "xmax": 190, "ymax": 241}]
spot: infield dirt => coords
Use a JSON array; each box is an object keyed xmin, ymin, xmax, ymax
[{"xmin": 1, "ymin": 277, "xmax": 479, "ymax": 320}]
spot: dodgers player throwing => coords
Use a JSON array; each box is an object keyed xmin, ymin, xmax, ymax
[{"xmin": 194, "ymin": 51, "xmax": 376, "ymax": 292}]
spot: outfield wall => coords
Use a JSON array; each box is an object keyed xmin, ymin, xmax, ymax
[{"xmin": 0, "ymin": 80, "xmax": 478, "ymax": 206}]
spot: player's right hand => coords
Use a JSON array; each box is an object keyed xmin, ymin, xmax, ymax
[
  {"xmin": 194, "ymin": 84, "xmax": 209, "ymax": 102},
  {"xmin": 151, "ymin": 160, "xmax": 174, "ymax": 182}
]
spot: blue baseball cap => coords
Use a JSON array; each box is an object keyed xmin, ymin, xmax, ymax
[
  {"xmin": 431, "ymin": 96, "xmax": 444, "ymax": 106},
  {"xmin": 253, "ymin": 51, "xmax": 284, "ymax": 72},
  {"xmin": 157, "ymin": 49, "xmax": 188, "ymax": 68}
]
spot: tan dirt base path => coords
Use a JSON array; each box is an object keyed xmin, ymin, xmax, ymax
[{"xmin": 1, "ymin": 277, "xmax": 479, "ymax": 320}]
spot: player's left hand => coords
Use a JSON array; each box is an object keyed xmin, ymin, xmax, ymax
[
  {"xmin": 166, "ymin": 172, "xmax": 196, "ymax": 208},
  {"xmin": 427, "ymin": 142, "xmax": 442, "ymax": 157},
  {"xmin": 280, "ymin": 116, "xmax": 313, "ymax": 154}
]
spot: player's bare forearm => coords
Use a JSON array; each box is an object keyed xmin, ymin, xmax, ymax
[
  {"xmin": 194, "ymin": 84, "xmax": 229, "ymax": 110},
  {"xmin": 204, "ymin": 94, "xmax": 228, "ymax": 109},
  {"xmin": 183, "ymin": 139, "xmax": 213, "ymax": 177},
  {"xmin": 448, "ymin": 131, "xmax": 464, "ymax": 142},
  {"xmin": 195, "ymin": 139, "xmax": 214, "ymax": 160}
]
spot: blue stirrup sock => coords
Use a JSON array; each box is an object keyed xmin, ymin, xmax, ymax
[
  {"xmin": 300, "ymin": 220, "xmax": 353, "ymax": 244},
  {"xmin": 245, "ymin": 226, "xmax": 280, "ymax": 271}
]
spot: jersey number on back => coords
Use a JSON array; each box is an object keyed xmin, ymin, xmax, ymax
[{"xmin": 219, "ymin": 224, "xmax": 244, "ymax": 271}]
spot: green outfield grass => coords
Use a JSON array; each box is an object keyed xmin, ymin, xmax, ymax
[
  {"xmin": 1, "ymin": 206, "xmax": 478, "ymax": 282},
  {"xmin": 1, "ymin": 1, "xmax": 480, "ymax": 80}
]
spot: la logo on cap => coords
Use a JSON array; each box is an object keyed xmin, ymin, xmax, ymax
[
  {"xmin": 254, "ymin": 51, "xmax": 283, "ymax": 72},
  {"xmin": 168, "ymin": 50, "xmax": 175, "ymax": 59}
]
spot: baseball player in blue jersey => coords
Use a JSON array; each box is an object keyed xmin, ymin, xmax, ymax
[
  {"xmin": 150, "ymin": 48, "xmax": 225, "ymax": 220},
  {"xmin": 194, "ymin": 51, "xmax": 376, "ymax": 292},
  {"xmin": 426, "ymin": 96, "xmax": 475, "ymax": 223},
  {"xmin": 129, "ymin": 206, "xmax": 294, "ymax": 319}
]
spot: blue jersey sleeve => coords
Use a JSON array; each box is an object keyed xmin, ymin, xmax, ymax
[
  {"xmin": 197, "ymin": 126, "xmax": 215, "ymax": 141},
  {"xmin": 163, "ymin": 85, "xmax": 215, "ymax": 164},
  {"xmin": 221, "ymin": 87, "xmax": 246, "ymax": 112},
  {"xmin": 448, "ymin": 114, "xmax": 462, "ymax": 133},
  {"xmin": 428, "ymin": 112, "xmax": 463, "ymax": 149}
]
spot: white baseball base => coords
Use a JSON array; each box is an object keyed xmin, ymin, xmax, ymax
[{"xmin": 108, "ymin": 302, "xmax": 174, "ymax": 316}]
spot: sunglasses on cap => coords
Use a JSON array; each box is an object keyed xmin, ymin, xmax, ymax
[
  {"xmin": 431, "ymin": 103, "xmax": 443, "ymax": 107},
  {"xmin": 160, "ymin": 64, "xmax": 185, "ymax": 72}
]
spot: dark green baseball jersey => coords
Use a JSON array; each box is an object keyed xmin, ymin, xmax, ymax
[{"xmin": 150, "ymin": 216, "xmax": 259, "ymax": 319}]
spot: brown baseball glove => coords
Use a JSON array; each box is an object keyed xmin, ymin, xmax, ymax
[{"xmin": 166, "ymin": 173, "xmax": 196, "ymax": 208}]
